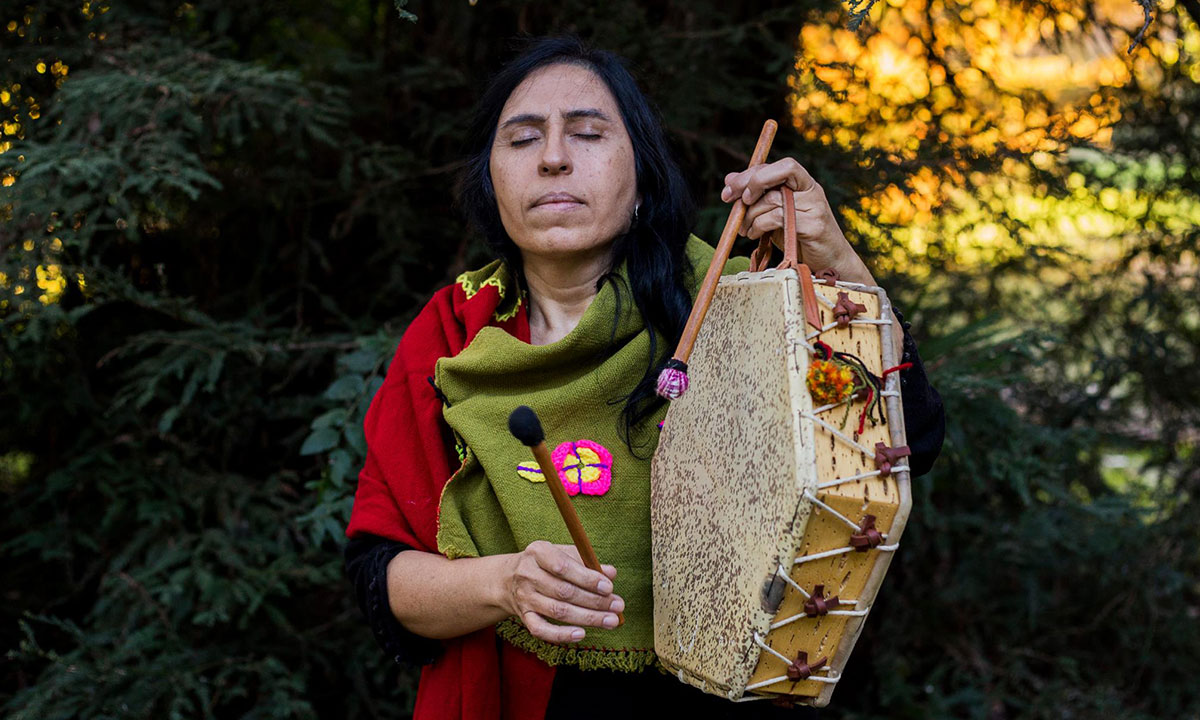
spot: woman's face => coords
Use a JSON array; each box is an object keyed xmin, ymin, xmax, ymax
[{"xmin": 489, "ymin": 63, "xmax": 638, "ymax": 263}]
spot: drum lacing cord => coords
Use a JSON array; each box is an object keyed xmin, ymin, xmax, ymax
[
  {"xmin": 767, "ymin": 563, "xmax": 869, "ymax": 630},
  {"xmin": 809, "ymin": 393, "xmax": 897, "ymax": 416},
  {"xmin": 801, "ymin": 412, "xmax": 910, "ymax": 477},
  {"xmin": 816, "ymin": 467, "xmax": 904, "ymax": 489},
  {"xmin": 793, "ymin": 293, "xmax": 909, "ymax": 560},
  {"xmin": 737, "ymin": 274, "xmax": 905, "ymax": 698},
  {"xmin": 792, "ymin": 542, "xmax": 898, "ymax": 566},
  {"xmin": 744, "ymin": 558, "xmax": 876, "ymax": 693},
  {"xmin": 805, "ymin": 317, "xmax": 893, "ymax": 340},
  {"xmin": 799, "ymin": 282, "xmax": 907, "ymax": 428},
  {"xmin": 806, "ymin": 412, "xmax": 875, "ymax": 455},
  {"xmin": 803, "ymin": 491, "xmax": 867, "ymax": 532},
  {"xmin": 741, "ymin": 633, "xmax": 840, "ymax": 693}
]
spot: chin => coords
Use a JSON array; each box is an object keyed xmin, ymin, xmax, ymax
[{"xmin": 515, "ymin": 228, "xmax": 618, "ymax": 259}]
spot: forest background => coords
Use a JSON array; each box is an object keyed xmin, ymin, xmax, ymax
[{"xmin": 2, "ymin": 0, "xmax": 1198, "ymax": 718}]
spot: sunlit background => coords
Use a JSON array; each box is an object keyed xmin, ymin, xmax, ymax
[
  {"xmin": 1, "ymin": 10, "xmax": 73, "ymax": 309},
  {"xmin": 793, "ymin": 0, "xmax": 1198, "ymax": 284},
  {"xmin": 6, "ymin": 2, "xmax": 1197, "ymax": 314},
  {"xmin": 783, "ymin": 0, "xmax": 1200, "ymax": 509}
]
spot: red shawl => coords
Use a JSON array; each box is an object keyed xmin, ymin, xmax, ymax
[{"xmin": 345, "ymin": 277, "xmax": 556, "ymax": 719}]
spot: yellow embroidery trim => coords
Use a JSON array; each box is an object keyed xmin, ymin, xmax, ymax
[
  {"xmin": 494, "ymin": 293, "xmax": 524, "ymax": 323},
  {"xmin": 456, "ymin": 271, "xmax": 523, "ymax": 323},
  {"xmin": 456, "ymin": 272, "xmax": 503, "ymax": 300}
]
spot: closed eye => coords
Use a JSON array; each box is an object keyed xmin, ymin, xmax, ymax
[
  {"xmin": 510, "ymin": 137, "xmax": 538, "ymax": 147},
  {"xmin": 574, "ymin": 133, "xmax": 601, "ymax": 140}
]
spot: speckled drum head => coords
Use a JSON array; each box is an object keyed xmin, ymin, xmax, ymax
[{"xmin": 650, "ymin": 268, "xmax": 911, "ymax": 706}]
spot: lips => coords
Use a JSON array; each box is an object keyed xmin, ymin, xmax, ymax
[{"xmin": 531, "ymin": 192, "xmax": 584, "ymax": 208}]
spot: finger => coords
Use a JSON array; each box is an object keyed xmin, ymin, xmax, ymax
[
  {"xmin": 521, "ymin": 610, "xmax": 586, "ymax": 645},
  {"xmin": 746, "ymin": 211, "xmax": 783, "ymax": 241},
  {"xmin": 744, "ymin": 194, "xmax": 830, "ymax": 240},
  {"xmin": 551, "ymin": 545, "xmax": 618, "ymax": 579},
  {"xmin": 722, "ymin": 168, "xmax": 753, "ymax": 204},
  {"xmin": 743, "ymin": 160, "xmax": 816, "ymax": 204},
  {"xmin": 535, "ymin": 544, "xmax": 615, "ymax": 595},
  {"xmin": 735, "ymin": 159, "xmax": 818, "ymax": 205},
  {"xmin": 723, "ymin": 166, "xmax": 766, "ymax": 203},
  {"xmin": 530, "ymin": 594, "xmax": 622, "ymax": 631},
  {"xmin": 533, "ymin": 571, "xmax": 625, "ymax": 613},
  {"xmin": 721, "ymin": 172, "xmax": 740, "ymax": 202},
  {"xmin": 739, "ymin": 190, "xmax": 782, "ymax": 235}
]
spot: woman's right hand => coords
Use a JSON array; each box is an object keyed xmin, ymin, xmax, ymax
[{"xmin": 499, "ymin": 540, "xmax": 623, "ymax": 645}]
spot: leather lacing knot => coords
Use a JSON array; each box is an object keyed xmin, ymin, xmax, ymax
[
  {"xmin": 873, "ymin": 442, "xmax": 911, "ymax": 476},
  {"xmin": 787, "ymin": 650, "xmax": 828, "ymax": 680},
  {"xmin": 832, "ymin": 291, "xmax": 867, "ymax": 328},
  {"xmin": 850, "ymin": 514, "xmax": 884, "ymax": 551},
  {"xmin": 803, "ymin": 584, "xmax": 840, "ymax": 616}
]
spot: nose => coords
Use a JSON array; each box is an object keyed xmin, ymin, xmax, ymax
[{"xmin": 539, "ymin": 128, "xmax": 571, "ymax": 176}]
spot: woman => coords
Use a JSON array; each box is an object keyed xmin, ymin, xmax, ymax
[{"xmin": 344, "ymin": 36, "xmax": 944, "ymax": 720}]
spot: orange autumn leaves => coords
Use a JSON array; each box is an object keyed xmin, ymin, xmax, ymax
[
  {"xmin": 788, "ymin": 0, "xmax": 1187, "ymax": 264},
  {"xmin": 792, "ymin": 0, "xmax": 1137, "ymax": 162},
  {"xmin": 789, "ymin": 0, "xmax": 1200, "ymax": 283}
]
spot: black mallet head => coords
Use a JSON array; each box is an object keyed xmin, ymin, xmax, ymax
[{"xmin": 507, "ymin": 405, "xmax": 545, "ymax": 447}]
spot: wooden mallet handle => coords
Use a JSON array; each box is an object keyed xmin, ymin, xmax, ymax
[
  {"xmin": 508, "ymin": 406, "xmax": 624, "ymax": 626},
  {"xmin": 670, "ymin": 119, "xmax": 778, "ymax": 365}
]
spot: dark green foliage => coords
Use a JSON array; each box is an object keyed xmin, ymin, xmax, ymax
[{"xmin": 1, "ymin": 1, "xmax": 1197, "ymax": 718}]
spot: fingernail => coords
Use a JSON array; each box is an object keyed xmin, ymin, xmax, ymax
[
  {"xmin": 721, "ymin": 186, "xmax": 731, "ymax": 201},
  {"xmin": 610, "ymin": 598, "xmax": 625, "ymax": 612},
  {"xmin": 597, "ymin": 579, "xmax": 613, "ymax": 594},
  {"xmin": 603, "ymin": 614, "xmax": 618, "ymax": 628},
  {"xmin": 571, "ymin": 629, "xmax": 585, "ymax": 641}
]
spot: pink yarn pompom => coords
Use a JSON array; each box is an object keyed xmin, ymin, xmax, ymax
[{"xmin": 656, "ymin": 366, "xmax": 690, "ymax": 399}]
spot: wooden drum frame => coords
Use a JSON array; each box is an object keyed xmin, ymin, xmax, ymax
[{"xmin": 650, "ymin": 267, "xmax": 911, "ymax": 706}]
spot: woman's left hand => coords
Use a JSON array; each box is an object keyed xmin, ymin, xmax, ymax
[
  {"xmin": 724, "ymin": 157, "xmax": 903, "ymax": 359},
  {"xmin": 721, "ymin": 157, "xmax": 874, "ymax": 286}
]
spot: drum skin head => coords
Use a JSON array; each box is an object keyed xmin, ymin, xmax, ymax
[{"xmin": 651, "ymin": 269, "xmax": 911, "ymax": 705}]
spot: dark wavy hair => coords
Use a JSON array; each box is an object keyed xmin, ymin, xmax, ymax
[{"xmin": 456, "ymin": 36, "xmax": 696, "ymax": 451}]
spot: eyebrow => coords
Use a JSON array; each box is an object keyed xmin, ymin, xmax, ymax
[{"xmin": 498, "ymin": 108, "xmax": 613, "ymax": 130}]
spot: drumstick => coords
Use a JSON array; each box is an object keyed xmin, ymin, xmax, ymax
[
  {"xmin": 655, "ymin": 119, "xmax": 778, "ymax": 400},
  {"xmin": 508, "ymin": 405, "xmax": 625, "ymax": 627}
]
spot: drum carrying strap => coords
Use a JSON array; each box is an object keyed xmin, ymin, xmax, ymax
[{"xmin": 748, "ymin": 185, "xmax": 823, "ymax": 330}]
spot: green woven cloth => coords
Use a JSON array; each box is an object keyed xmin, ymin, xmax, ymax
[{"xmin": 435, "ymin": 236, "xmax": 750, "ymax": 671}]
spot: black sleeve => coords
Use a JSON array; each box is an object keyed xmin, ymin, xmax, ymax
[
  {"xmin": 894, "ymin": 311, "xmax": 946, "ymax": 478},
  {"xmin": 343, "ymin": 533, "xmax": 442, "ymax": 666}
]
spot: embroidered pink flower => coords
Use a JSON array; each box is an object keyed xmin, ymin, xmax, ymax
[
  {"xmin": 552, "ymin": 440, "xmax": 613, "ymax": 496},
  {"xmin": 516, "ymin": 440, "xmax": 614, "ymax": 496}
]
